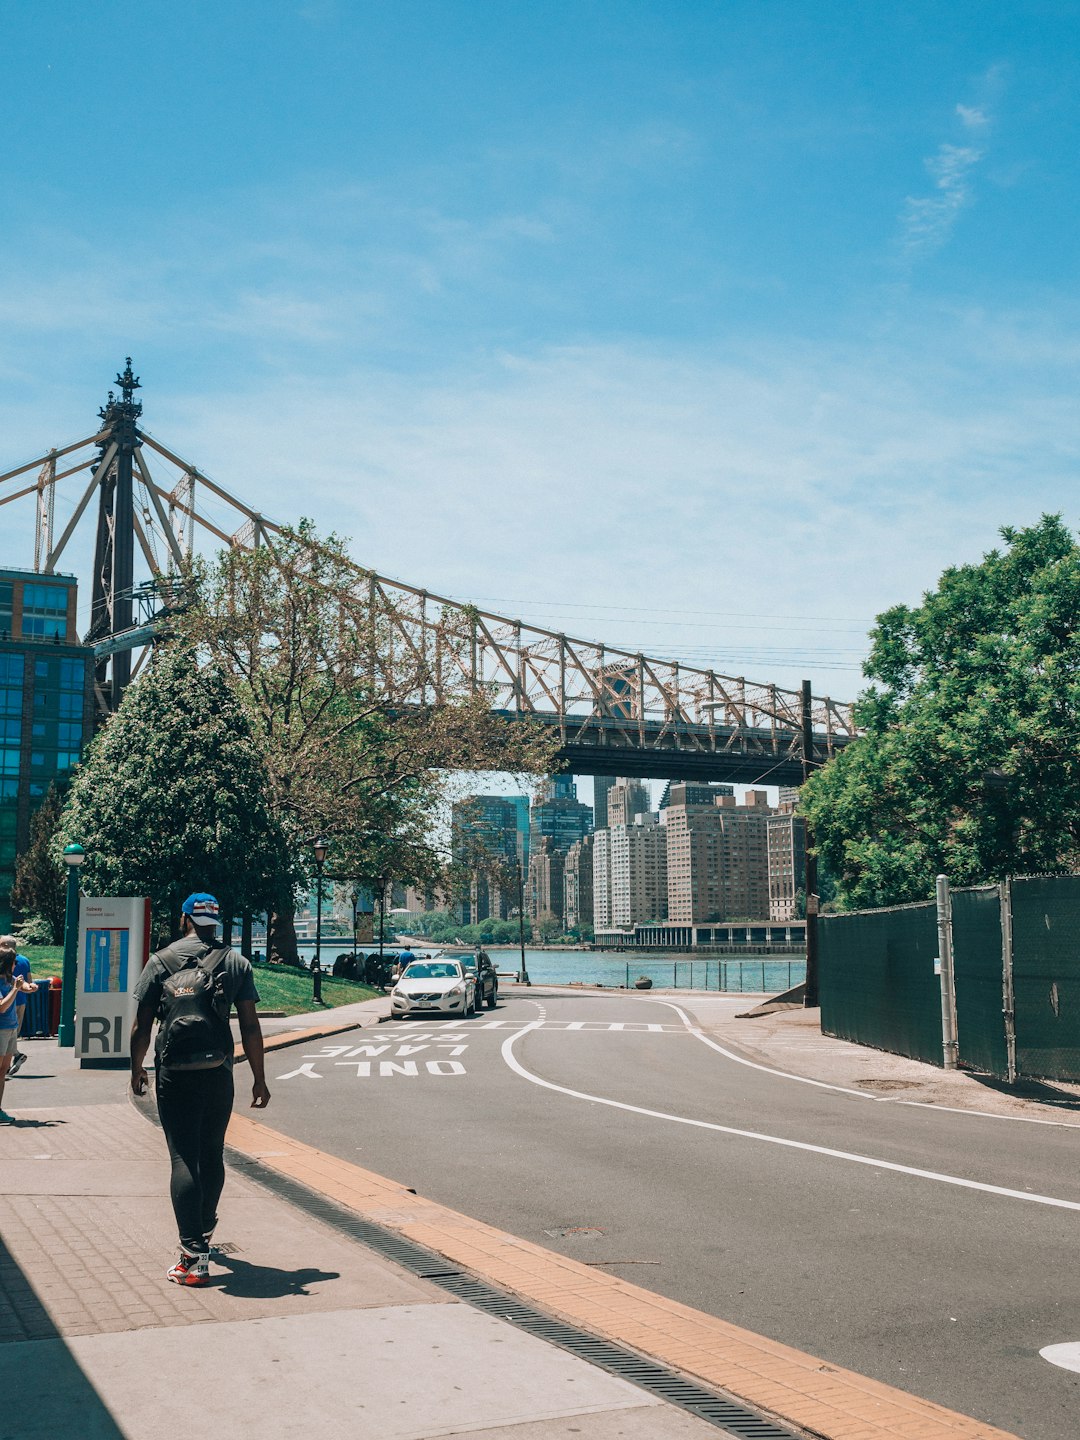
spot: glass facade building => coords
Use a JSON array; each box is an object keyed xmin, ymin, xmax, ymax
[{"xmin": 0, "ymin": 569, "xmax": 94, "ymax": 931}]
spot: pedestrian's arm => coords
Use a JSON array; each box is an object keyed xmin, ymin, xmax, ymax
[
  {"xmin": 236, "ymin": 998, "xmax": 270, "ymax": 1108},
  {"xmin": 130, "ymin": 1000, "xmax": 155, "ymax": 1095},
  {"xmin": 0, "ymin": 982, "xmax": 25, "ymax": 1014}
]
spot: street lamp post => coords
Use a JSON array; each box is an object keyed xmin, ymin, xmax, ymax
[
  {"xmin": 57, "ymin": 843, "xmax": 85, "ymax": 1048},
  {"xmin": 376, "ymin": 875, "xmax": 387, "ymax": 971},
  {"xmin": 311, "ymin": 836, "xmax": 328, "ymax": 1005},
  {"xmin": 516, "ymin": 858, "xmax": 530, "ymax": 986}
]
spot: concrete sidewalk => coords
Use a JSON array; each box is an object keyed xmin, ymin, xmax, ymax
[{"xmin": 0, "ymin": 1013, "xmax": 733, "ymax": 1440}]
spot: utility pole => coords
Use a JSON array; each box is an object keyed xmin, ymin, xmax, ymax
[
  {"xmin": 516, "ymin": 857, "xmax": 530, "ymax": 985},
  {"xmin": 801, "ymin": 680, "xmax": 819, "ymax": 1008},
  {"xmin": 935, "ymin": 874, "xmax": 959, "ymax": 1069}
]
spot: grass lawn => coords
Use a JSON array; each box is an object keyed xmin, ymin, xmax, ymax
[
  {"xmin": 18, "ymin": 945, "xmax": 64, "ymax": 971},
  {"xmin": 250, "ymin": 961, "xmax": 381, "ymax": 1016}
]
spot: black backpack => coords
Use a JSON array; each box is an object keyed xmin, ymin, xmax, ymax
[{"xmin": 155, "ymin": 941, "xmax": 232, "ymax": 1071}]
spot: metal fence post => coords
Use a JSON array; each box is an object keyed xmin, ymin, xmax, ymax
[
  {"xmin": 936, "ymin": 874, "xmax": 959, "ymax": 1069},
  {"xmin": 1000, "ymin": 877, "xmax": 1017, "ymax": 1084}
]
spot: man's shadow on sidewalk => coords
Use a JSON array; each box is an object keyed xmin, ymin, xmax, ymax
[
  {"xmin": 212, "ymin": 1254, "xmax": 340, "ymax": 1299},
  {"xmin": 3, "ymin": 1116, "xmax": 66, "ymax": 1128}
]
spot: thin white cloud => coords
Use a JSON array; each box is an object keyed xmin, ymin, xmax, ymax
[
  {"xmin": 955, "ymin": 104, "xmax": 989, "ymax": 131},
  {"xmin": 898, "ymin": 80, "xmax": 1002, "ymax": 261},
  {"xmin": 900, "ymin": 141, "xmax": 983, "ymax": 258}
]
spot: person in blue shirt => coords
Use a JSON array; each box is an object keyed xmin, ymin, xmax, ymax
[
  {"xmin": 0, "ymin": 942, "xmax": 37, "ymax": 1121},
  {"xmin": 0, "ymin": 935, "xmax": 32, "ymax": 1076}
]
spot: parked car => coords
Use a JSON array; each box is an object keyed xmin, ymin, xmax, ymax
[
  {"xmin": 444, "ymin": 949, "xmax": 498, "ymax": 1009},
  {"xmin": 391, "ymin": 959, "xmax": 477, "ymax": 1018}
]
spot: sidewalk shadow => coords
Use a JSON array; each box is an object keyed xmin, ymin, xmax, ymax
[
  {"xmin": 2, "ymin": 1116, "xmax": 66, "ymax": 1128},
  {"xmin": 212, "ymin": 1255, "xmax": 340, "ymax": 1299},
  {"xmin": 971, "ymin": 1073, "xmax": 1080, "ymax": 1111},
  {"xmin": 0, "ymin": 1237, "xmax": 127, "ymax": 1439}
]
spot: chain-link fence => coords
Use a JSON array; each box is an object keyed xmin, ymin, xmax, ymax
[{"xmin": 820, "ymin": 875, "xmax": 1080, "ymax": 1082}]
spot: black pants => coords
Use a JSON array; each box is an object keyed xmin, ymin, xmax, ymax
[{"xmin": 156, "ymin": 1064, "xmax": 234, "ymax": 1253}]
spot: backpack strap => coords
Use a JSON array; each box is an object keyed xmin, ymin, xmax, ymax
[
  {"xmin": 155, "ymin": 941, "xmax": 229, "ymax": 979},
  {"xmin": 194, "ymin": 945, "xmax": 230, "ymax": 978}
]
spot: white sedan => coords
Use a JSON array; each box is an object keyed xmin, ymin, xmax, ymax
[{"xmin": 390, "ymin": 960, "xmax": 477, "ymax": 1018}]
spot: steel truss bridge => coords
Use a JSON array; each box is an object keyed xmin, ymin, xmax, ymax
[{"xmin": 0, "ymin": 364, "xmax": 856, "ymax": 784}]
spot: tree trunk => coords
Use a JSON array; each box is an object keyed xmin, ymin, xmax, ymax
[{"xmin": 270, "ymin": 907, "xmax": 301, "ymax": 965}]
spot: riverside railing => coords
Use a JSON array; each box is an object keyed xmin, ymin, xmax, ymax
[{"xmin": 624, "ymin": 959, "xmax": 805, "ymax": 993}]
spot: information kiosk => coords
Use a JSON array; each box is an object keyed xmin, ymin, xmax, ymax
[{"xmin": 75, "ymin": 897, "xmax": 151, "ymax": 1066}]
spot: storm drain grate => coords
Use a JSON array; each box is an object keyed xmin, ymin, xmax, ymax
[{"xmin": 226, "ymin": 1149, "xmax": 801, "ymax": 1439}]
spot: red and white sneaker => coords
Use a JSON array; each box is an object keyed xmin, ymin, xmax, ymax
[{"xmin": 167, "ymin": 1250, "xmax": 210, "ymax": 1286}]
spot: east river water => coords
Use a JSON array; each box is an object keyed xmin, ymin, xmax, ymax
[{"xmin": 288, "ymin": 942, "xmax": 805, "ymax": 993}]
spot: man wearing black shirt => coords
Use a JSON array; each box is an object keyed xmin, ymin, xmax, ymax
[{"xmin": 131, "ymin": 892, "xmax": 270, "ymax": 1286}]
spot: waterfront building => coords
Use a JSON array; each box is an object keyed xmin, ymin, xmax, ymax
[
  {"xmin": 528, "ymin": 835, "xmax": 565, "ymax": 924},
  {"xmin": 529, "ymin": 775, "xmax": 592, "ymax": 855},
  {"xmin": 658, "ymin": 780, "xmax": 734, "ymax": 810},
  {"xmin": 666, "ymin": 786, "xmax": 773, "ymax": 923},
  {"xmin": 767, "ymin": 812, "xmax": 807, "ymax": 921},
  {"xmin": 592, "ymin": 828, "xmax": 613, "ymax": 930},
  {"xmin": 592, "ymin": 776, "xmax": 615, "ymax": 832},
  {"xmin": 451, "ymin": 794, "xmax": 521, "ymax": 924},
  {"xmin": 609, "ymin": 812, "xmax": 667, "ymax": 926},
  {"xmin": 563, "ymin": 834, "xmax": 594, "ymax": 931},
  {"xmin": 527, "ymin": 775, "xmax": 592, "ymax": 922},
  {"xmin": 0, "ymin": 568, "xmax": 95, "ymax": 932},
  {"xmin": 502, "ymin": 793, "xmax": 531, "ymax": 871},
  {"xmin": 607, "ymin": 777, "xmax": 650, "ymax": 828},
  {"xmin": 593, "ymin": 919, "xmax": 806, "ymax": 951}
]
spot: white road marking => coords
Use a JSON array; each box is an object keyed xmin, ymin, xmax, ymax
[
  {"xmin": 897, "ymin": 1098, "xmax": 1080, "ymax": 1130},
  {"xmin": 652, "ymin": 1001, "xmax": 879, "ymax": 1101},
  {"xmin": 648, "ymin": 1002, "xmax": 1080, "ymax": 1129},
  {"xmin": 1040, "ymin": 1342, "xmax": 1080, "ymax": 1372},
  {"xmin": 500, "ymin": 1022, "xmax": 1080, "ymax": 1213},
  {"xmin": 276, "ymin": 1061, "xmax": 322, "ymax": 1080}
]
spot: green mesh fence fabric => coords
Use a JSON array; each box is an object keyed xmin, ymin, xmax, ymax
[
  {"xmin": 819, "ymin": 902, "xmax": 942, "ymax": 1065},
  {"xmin": 1010, "ymin": 876, "xmax": 1080, "ymax": 1082},
  {"xmin": 951, "ymin": 886, "xmax": 1008, "ymax": 1079}
]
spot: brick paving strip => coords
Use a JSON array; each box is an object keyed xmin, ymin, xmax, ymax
[{"xmin": 225, "ymin": 1104, "xmax": 1018, "ymax": 1440}]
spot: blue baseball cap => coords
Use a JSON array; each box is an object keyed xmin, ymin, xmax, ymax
[{"xmin": 182, "ymin": 892, "xmax": 220, "ymax": 930}]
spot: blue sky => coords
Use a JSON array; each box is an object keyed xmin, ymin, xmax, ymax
[{"xmin": 3, "ymin": 2, "xmax": 1080, "ymax": 718}]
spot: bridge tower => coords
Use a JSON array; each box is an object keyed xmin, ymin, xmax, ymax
[{"xmin": 86, "ymin": 359, "xmax": 142, "ymax": 710}]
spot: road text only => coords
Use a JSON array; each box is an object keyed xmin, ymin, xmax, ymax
[{"xmin": 277, "ymin": 1035, "xmax": 470, "ymax": 1080}]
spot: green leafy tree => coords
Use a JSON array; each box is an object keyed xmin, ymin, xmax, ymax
[
  {"xmin": 536, "ymin": 910, "xmax": 562, "ymax": 943},
  {"xmin": 172, "ymin": 523, "xmax": 556, "ymax": 958},
  {"xmin": 803, "ymin": 516, "xmax": 1080, "ymax": 908},
  {"xmin": 10, "ymin": 783, "xmax": 65, "ymax": 942},
  {"xmin": 57, "ymin": 645, "xmax": 295, "ymax": 944}
]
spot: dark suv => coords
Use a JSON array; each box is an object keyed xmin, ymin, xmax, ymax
[{"xmin": 448, "ymin": 949, "xmax": 498, "ymax": 1010}]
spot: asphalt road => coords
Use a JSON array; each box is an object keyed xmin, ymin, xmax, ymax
[{"xmin": 255, "ymin": 989, "xmax": 1080, "ymax": 1440}]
